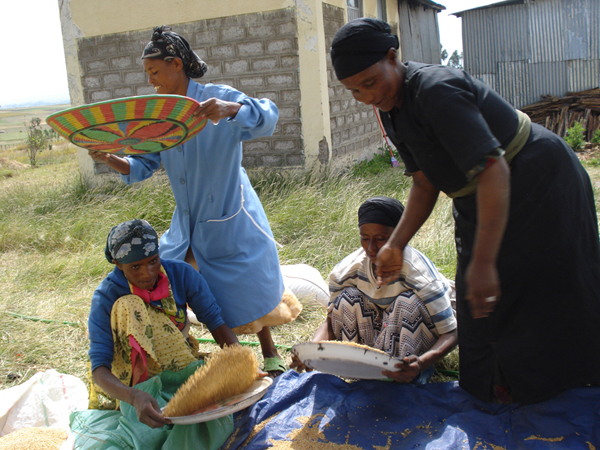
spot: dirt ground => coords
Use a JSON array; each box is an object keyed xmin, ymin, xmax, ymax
[
  {"xmin": 0, "ymin": 158, "xmax": 28, "ymax": 169},
  {"xmin": 575, "ymin": 143, "xmax": 600, "ymax": 162}
]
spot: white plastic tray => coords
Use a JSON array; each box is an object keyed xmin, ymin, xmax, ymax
[
  {"xmin": 165, "ymin": 377, "xmax": 272, "ymax": 424},
  {"xmin": 291, "ymin": 341, "xmax": 402, "ymax": 380}
]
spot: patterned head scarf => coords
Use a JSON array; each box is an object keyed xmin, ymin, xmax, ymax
[
  {"xmin": 358, "ymin": 196, "xmax": 405, "ymax": 228},
  {"xmin": 141, "ymin": 25, "xmax": 208, "ymax": 79},
  {"xmin": 104, "ymin": 219, "xmax": 159, "ymax": 264},
  {"xmin": 330, "ymin": 18, "xmax": 399, "ymax": 81}
]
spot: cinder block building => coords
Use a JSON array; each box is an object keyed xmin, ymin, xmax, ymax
[{"xmin": 58, "ymin": 0, "xmax": 444, "ymax": 180}]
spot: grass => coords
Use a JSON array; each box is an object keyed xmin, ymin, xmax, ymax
[
  {"xmin": 26, "ymin": 141, "xmax": 600, "ymax": 393},
  {"xmin": 0, "ymin": 104, "xmax": 69, "ymax": 145}
]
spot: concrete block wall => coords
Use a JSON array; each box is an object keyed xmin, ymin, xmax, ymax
[
  {"xmin": 77, "ymin": 8, "xmax": 303, "ymax": 173},
  {"xmin": 323, "ymin": 3, "xmax": 381, "ymax": 165}
]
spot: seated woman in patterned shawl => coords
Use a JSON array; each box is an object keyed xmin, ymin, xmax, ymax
[
  {"xmin": 87, "ymin": 219, "xmax": 239, "ymax": 437},
  {"xmin": 291, "ymin": 197, "xmax": 457, "ymax": 384}
]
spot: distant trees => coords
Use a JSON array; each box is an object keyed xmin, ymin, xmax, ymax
[
  {"xmin": 441, "ymin": 48, "xmax": 464, "ymax": 69},
  {"xmin": 441, "ymin": 48, "xmax": 448, "ymax": 62}
]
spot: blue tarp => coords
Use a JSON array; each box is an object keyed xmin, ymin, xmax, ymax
[{"xmin": 223, "ymin": 370, "xmax": 600, "ymax": 449}]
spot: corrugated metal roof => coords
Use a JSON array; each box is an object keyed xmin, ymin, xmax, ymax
[
  {"xmin": 404, "ymin": 0, "xmax": 446, "ymax": 11},
  {"xmin": 453, "ymin": 0, "xmax": 523, "ymax": 16}
]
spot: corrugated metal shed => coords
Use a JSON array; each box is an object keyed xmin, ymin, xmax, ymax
[
  {"xmin": 398, "ymin": 0, "xmax": 445, "ymax": 63},
  {"xmin": 454, "ymin": 0, "xmax": 600, "ymax": 109}
]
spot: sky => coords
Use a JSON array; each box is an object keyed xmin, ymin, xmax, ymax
[
  {"xmin": 438, "ymin": 0, "xmax": 498, "ymax": 55},
  {"xmin": 1, "ymin": 0, "xmax": 70, "ymax": 107},
  {"xmin": 0, "ymin": 0, "xmax": 498, "ymax": 108}
]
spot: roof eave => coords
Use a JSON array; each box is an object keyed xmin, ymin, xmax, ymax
[
  {"xmin": 451, "ymin": 0, "xmax": 524, "ymax": 17},
  {"xmin": 405, "ymin": 0, "xmax": 446, "ymax": 12}
]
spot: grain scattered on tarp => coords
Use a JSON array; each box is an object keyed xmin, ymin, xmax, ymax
[
  {"xmin": 268, "ymin": 415, "xmax": 368, "ymax": 450},
  {"xmin": 525, "ymin": 435, "xmax": 564, "ymax": 442}
]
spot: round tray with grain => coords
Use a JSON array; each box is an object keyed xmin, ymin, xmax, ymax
[
  {"xmin": 165, "ymin": 377, "xmax": 273, "ymax": 425},
  {"xmin": 291, "ymin": 341, "xmax": 402, "ymax": 380}
]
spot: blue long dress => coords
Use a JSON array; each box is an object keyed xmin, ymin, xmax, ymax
[{"xmin": 121, "ymin": 80, "xmax": 284, "ymax": 329}]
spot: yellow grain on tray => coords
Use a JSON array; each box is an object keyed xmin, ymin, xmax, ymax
[
  {"xmin": 163, "ymin": 345, "xmax": 258, "ymax": 417},
  {"xmin": 0, "ymin": 427, "xmax": 67, "ymax": 450},
  {"xmin": 319, "ymin": 340, "xmax": 388, "ymax": 355}
]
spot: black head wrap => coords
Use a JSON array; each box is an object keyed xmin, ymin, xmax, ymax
[
  {"xmin": 330, "ymin": 18, "xmax": 399, "ymax": 81},
  {"xmin": 104, "ymin": 219, "xmax": 159, "ymax": 264},
  {"xmin": 358, "ymin": 196, "xmax": 405, "ymax": 228},
  {"xmin": 142, "ymin": 25, "xmax": 208, "ymax": 79}
]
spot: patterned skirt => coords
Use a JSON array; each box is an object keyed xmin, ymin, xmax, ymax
[{"xmin": 329, "ymin": 287, "xmax": 439, "ymax": 359}]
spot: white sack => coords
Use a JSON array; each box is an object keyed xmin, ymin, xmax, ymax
[
  {"xmin": 281, "ymin": 264, "xmax": 329, "ymax": 307},
  {"xmin": 0, "ymin": 369, "xmax": 88, "ymax": 437}
]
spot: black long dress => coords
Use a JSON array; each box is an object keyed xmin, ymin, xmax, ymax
[{"xmin": 381, "ymin": 62, "xmax": 600, "ymax": 404}]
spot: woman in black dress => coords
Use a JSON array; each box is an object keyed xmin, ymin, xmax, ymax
[{"xmin": 330, "ymin": 18, "xmax": 600, "ymax": 404}]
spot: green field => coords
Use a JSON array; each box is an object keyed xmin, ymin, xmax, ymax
[{"xmin": 0, "ymin": 104, "xmax": 70, "ymax": 146}]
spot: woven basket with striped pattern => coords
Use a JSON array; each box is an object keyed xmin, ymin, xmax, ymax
[{"xmin": 46, "ymin": 95, "xmax": 207, "ymax": 154}]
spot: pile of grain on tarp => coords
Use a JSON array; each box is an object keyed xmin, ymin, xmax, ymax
[
  {"xmin": 0, "ymin": 427, "xmax": 67, "ymax": 450},
  {"xmin": 521, "ymin": 87, "xmax": 600, "ymax": 139}
]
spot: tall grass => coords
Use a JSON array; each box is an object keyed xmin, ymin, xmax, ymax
[{"xmin": 0, "ymin": 145, "xmax": 461, "ymax": 389}]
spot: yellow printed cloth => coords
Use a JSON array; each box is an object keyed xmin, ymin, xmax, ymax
[{"xmin": 110, "ymin": 295, "xmax": 199, "ymax": 387}]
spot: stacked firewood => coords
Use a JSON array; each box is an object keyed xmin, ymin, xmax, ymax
[{"xmin": 520, "ymin": 88, "xmax": 600, "ymax": 140}]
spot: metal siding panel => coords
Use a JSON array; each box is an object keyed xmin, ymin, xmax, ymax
[
  {"xmin": 398, "ymin": 2, "xmax": 419, "ymax": 61},
  {"xmin": 462, "ymin": 12, "xmax": 494, "ymax": 74},
  {"xmin": 494, "ymin": 4, "xmax": 528, "ymax": 62},
  {"xmin": 416, "ymin": 9, "xmax": 431, "ymax": 62},
  {"xmin": 589, "ymin": 0, "xmax": 600, "ymax": 59},
  {"xmin": 497, "ymin": 61, "xmax": 528, "ymax": 108},
  {"xmin": 462, "ymin": 4, "xmax": 527, "ymax": 77},
  {"xmin": 398, "ymin": 2, "xmax": 442, "ymax": 63},
  {"xmin": 422, "ymin": 9, "xmax": 441, "ymax": 63},
  {"xmin": 567, "ymin": 59, "xmax": 600, "ymax": 92},
  {"xmin": 528, "ymin": 61, "xmax": 568, "ymax": 103},
  {"xmin": 477, "ymin": 73, "xmax": 497, "ymax": 92},
  {"xmin": 528, "ymin": 0, "xmax": 563, "ymax": 63},
  {"xmin": 462, "ymin": 0, "xmax": 600, "ymax": 108},
  {"xmin": 561, "ymin": 0, "xmax": 590, "ymax": 60},
  {"xmin": 461, "ymin": 15, "xmax": 477, "ymax": 73}
]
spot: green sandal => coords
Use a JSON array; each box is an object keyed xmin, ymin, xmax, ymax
[{"xmin": 263, "ymin": 357, "xmax": 287, "ymax": 376}]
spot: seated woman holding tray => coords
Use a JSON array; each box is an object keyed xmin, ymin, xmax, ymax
[
  {"xmin": 291, "ymin": 197, "xmax": 457, "ymax": 384},
  {"xmin": 83, "ymin": 219, "xmax": 241, "ymax": 447}
]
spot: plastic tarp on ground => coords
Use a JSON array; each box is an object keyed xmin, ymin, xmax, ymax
[{"xmin": 222, "ymin": 370, "xmax": 600, "ymax": 449}]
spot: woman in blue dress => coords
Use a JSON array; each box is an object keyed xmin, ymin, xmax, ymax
[{"xmin": 89, "ymin": 26, "xmax": 300, "ymax": 376}]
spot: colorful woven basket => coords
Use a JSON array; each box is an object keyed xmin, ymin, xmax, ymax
[{"xmin": 46, "ymin": 95, "xmax": 207, "ymax": 154}]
